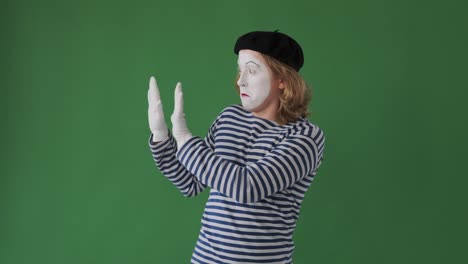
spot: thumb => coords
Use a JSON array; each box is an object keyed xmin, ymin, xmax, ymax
[
  {"xmin": 148, "ymin": 76, "xmax": 163, "ymax": 106},
  {"xmin": 173, "ymin": 82, "xmax": 184, "ymax": 116}
]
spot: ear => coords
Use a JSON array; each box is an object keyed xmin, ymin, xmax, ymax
[{"xmin": 278, "ymin": 79, "xmax": 285, "ymax": 90}]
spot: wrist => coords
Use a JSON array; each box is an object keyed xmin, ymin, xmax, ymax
[
  {"xmin": 176, "ymin": 134, "xmax": 193, "ymax": 150},
  {"xmin": 152, "ymin": 129, "xmax": 169, "ymax": 143}
]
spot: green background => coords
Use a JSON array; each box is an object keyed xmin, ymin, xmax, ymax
[{"xmin": 1, "ymin": 0, "xmax": 467, "ymax": 263}]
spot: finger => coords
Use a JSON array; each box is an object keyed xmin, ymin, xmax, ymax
[
  {"xmin": 148, "ymin": 76, "xmax": 154, "ymax": 103},
  {"xmin": 149, "ymin": 76, "xmax": 161, "ymax": 103},
  {"xmin": 173, "ymin": 82, "xmax": 184, "ymax": 115},
  {"xmin": 148, "ymin": 83, "xmax": 152, "ymax": 104}
]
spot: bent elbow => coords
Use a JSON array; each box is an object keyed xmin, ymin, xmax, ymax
[{"xmin": 180, "ymin": 189, "xmax": 200, "ymax": 198}]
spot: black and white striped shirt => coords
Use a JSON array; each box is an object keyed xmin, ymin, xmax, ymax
[{"xmin": 149, "ymin": 104, "xmax": 326, "ymax": 264}]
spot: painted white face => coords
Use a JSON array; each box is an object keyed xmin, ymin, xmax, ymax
[{"xmin": 237, "ymin": 50, "xmax": 272, "ymax": 111}]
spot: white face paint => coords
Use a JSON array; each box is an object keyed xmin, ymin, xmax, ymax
[{"xmin": 237, "ymin": 50, "xmax": 272, "ymax": 111}]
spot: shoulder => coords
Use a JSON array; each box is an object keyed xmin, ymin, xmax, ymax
[
  {"xmin": 220, "ymin": 103, "xmax": 245, "ymax": 116},
  {"xmin": 208, "ymin": 104, "xmax": 247, "ymax": 128},
  {"xmin": 283, "ymin": 119, "xmax": 326, "ymax": 167},
  {"xmin": 286, "ymin": 118, "xmax": 326, "ymax": 146},
  {"xmin": 216, "ymin": 103, "xmax": 249, "ymax": 120}
]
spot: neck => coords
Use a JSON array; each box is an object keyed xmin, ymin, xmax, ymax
[{"xmin": 251, "ymin": 100, "xmax": 280, "ymax": 124}]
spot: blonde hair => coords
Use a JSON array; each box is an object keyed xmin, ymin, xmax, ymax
[{"xmin": 234, "ymin": 53, "xmax": 312, "ymax": 126}]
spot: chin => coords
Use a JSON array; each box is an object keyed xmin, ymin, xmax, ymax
[
  {"xmin": 241, "ymin": 98, "xmax": 268, "ymax": 113},
  {"xmin": 241, "ymin": 105, "xmax": 254, "ymax": 112},
  {"xmin": 242, "ymin": 104, "xmax": 261, "ymax": 113},
  {"xmin": 240, "ymin": 100, "xmax": 253, "ymax": 111}
]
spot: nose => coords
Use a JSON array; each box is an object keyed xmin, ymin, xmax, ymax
[{"xmin": 237, "ymin": 71, "xmax": 247, "ymax": 88}]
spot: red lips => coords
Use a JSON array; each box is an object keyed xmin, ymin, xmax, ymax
[{"xmin": 241, "ymin": 93, "xmax": 249, "ymax": 97}]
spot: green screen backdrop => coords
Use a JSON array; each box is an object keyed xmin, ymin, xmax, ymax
[{"xmin": 1, "ymin": 0, "xmax": 467, "ymax": 263}]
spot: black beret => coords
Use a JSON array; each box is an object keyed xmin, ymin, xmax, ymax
[{"xmin": 234, "ymin": 30, "xmax": 304, "ymax": 72}]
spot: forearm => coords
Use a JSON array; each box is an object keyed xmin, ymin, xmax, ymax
[
  {"xmin": 176, "ymin": 136, "xmax": 260, "ymax": 203},
  {"xmin": 148, "ymin": 129, "xmax": 206, "ymax": 197},
  {"xmin": 176, "ymin": 133, "xmax": 317, "ymax": 204}
]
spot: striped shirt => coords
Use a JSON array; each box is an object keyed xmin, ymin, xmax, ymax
[{"xmin": 148, "ymin": 104, "xmax": 326, "ymax": 264}]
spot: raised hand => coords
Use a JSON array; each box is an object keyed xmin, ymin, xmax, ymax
[
  {"xmin": 171, "ymin": 82, "xmax": 193, "ymax": 150},
  {"xmin": 147, "ymin": 76, "xmax": 169, "ymax": 143}
]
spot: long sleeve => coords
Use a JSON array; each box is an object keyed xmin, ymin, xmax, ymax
[
  {"xmin": 148, "ymin": 129, "xmax": 206, "ymax": 197},
  {"xmin": 148, "ymin": 108, "xmax": 222, "ymax": 197},
  {"xmin": 175, "ymin": 128, "xmax": 325, "ymax": 204}
]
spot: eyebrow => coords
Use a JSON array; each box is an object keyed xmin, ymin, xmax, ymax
[
  {"xmin": 246, "ymin": 61, "xmax": 260, "ymax": 67},
  {"xmin": 237, "ymin": 61, "xmax": 261, "ymax": 68}
]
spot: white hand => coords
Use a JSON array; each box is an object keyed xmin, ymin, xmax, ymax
[
  {"xmin": 171, "ymin": 82, "xmax": 193, "ymax": 150},
  {"xmin": 147, "ymin": 76, "xmax": 169, "ymax": 142}
]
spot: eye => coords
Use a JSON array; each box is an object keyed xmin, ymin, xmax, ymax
[{"xmin": 249, "ymin": 69, "xmax": 256, "ymax": 74}]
